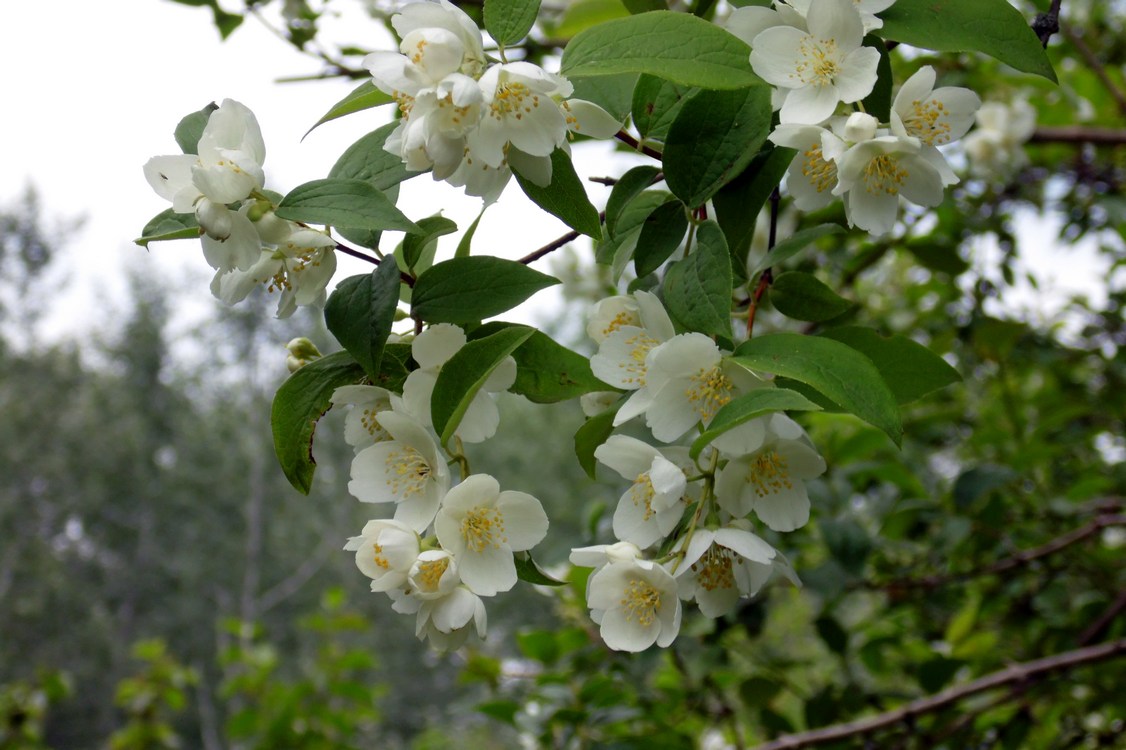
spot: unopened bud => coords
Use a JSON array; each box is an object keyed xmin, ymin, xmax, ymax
[
  {"xmin": 843, "ymin": 112, "xmax": 879, "ymax": 143},
  {"xmin": 196, "ymin": 199, "xmax": 232, "ymax": 240},
  {"xmin": 285, "ymin": 337, "xmax": 322, "ymax": 372}
]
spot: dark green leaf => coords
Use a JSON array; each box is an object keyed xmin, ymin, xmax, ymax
[
  {"xmin": 952, "ymin": 465, "xmax": 1017, "ymax": 510},
  {"xmin": 271, "ymin": 351, "xmax": 365, "ymax": 494},
  {"xmin": 664, "ymin": 85, "xmax": 773, "ymax": 208},
  {"xmin": 513, "ymin": 149, "xmax": 602, "ymax": 239},
  {"xmin": 662, "ymin": 221, "xmax": 733, "ymax": 338},
  {"xmin": 412, "ymin": 257, "xmax": 560, "ymax": 324},
  {"xmin": 575, "ymin": 402, "xmax": 621, "ymax": 480},
  {"xmin": 456, "ymin": 210, "xmax": 486, "ymax": 258},
  {"xmin": 631, "ymin": 75, "xmax": 697, "ymax": 142},
  {"xmin": 135, "ymin": 209, "xmax": 199, "ymax": 247},
  {"xmin": 733, "ymin": 333, "xmax": 902, "ymax": 444},
  {"xmin": 174, "ymin": 102, "xmax": 217, "ymax": 155},
  {"xmin": 474, "ymin": 323, "xmax": 613, "ymax": 402},
  {"xmin": 485, "ymin": 0, "xmax": 540, "ymax": 46},
  {"xmin": 751, "ymin": 224, "xmax": 844, "ymax": 275},
  {"xmin": 713, "ymin": 145, "xmax": 794, "ymax": 277},
  {"xmin": 477, "ymin": 700, "xmax": 520, "ymax": 726},
  {"xmin": 880, "ymin": 0, "xmax": 1056, "ymax": 82},
  {"xmin": 690, "ymin": 387, "xmax": 823, "ymax": 459},
  {"xmin": 515, "ymin": 553, "xmax": 567, "ymax": 586},
  {"xmin": 815, "ymin": 615, "xmax": 849, "ymax": 654},
  {"xmin": 329, "ymin": 122, "xmax": 421, "ymax": 190},
  {"xmin": 862, "ymin": 36, "xmax": 893, "ymax": 122},
  {"xmin": 820, "ymin": 326, "xmax": 962, "ymax": 404},
  {"xmin": 739, "ymin": 677, "xmax": 781, "ymax": 708},
  {"xmin": 275, "ymin": 178, "xmax": 421, "ymax": 234},
  {"xmin": 322, "ymin": 260, "xmax": 402, "ymax": 379},
  {"xmin": 919, "ymin": 656, "xmax": 964, "ymax": 692},
  {"xmin": 402, "ymin": 216, "xmax": 457, "ymax": 273},
  {"xmin": 431, "ymin": 326, "xmax": 535, "ymax": 445},
  {"xmin": 561, "ymin": 12, "xmax": 759, "ymax": 89},
  {"xmin": 304, "ymin": 80, "xmax": 394, "ymax": 138},
  {"xmin": 819, "ymin": 519, "xmax": 872, "ymax": 576},
  {"xmin": 634, "ymin": 199, "xmax": 688, "ymax": 276},
  {"xmin": 622, "ymin": 0, "xmax": 666, "ymax": 12},
  {"xmin": 770, "ymin": 271, "xmax": 856, "ymax": 322},
  {"xmin": 606, "ymin": 166, "xmax": 662, "ymax": 237},
  {"xmin": 596, "ymin": 190, "xmax": 671, "ymax": 272},
  {"xmin": 571, "ymin": 73, "xmax": 639, "ymax": 123}
]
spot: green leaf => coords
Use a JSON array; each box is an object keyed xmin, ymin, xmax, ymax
[
  {"xmin": 769, "ymin": 271, "xmax": 856, "ymax": 322},
  {"xmin": 329, "ymin": 122, "xmax": 421, "ymax": 190},
  {"xmin": 401, "ymin": 215, "xmax": 457, "ymax": 273},
  {"xmin": 662, "ymin": 221, "xmax": 733, "ymax": 338},
  {"xmin": 376, "ymin": 342, "xmax": 413, "ymax": 393},
  {"xmin": 514, "ymin": 553, "xmax": 567, "ymax": 586},
  {"xmin": 135, "ymin": 209, "xmax": 199, "ymax": 247},
  {"xmin": 561, "ymin": 11, "xmax": 759, "ymax": 89},
  {"xmin": 815, "ymin": 615, "xmax": 849, "ymax": 654},
  {"xmin": 733, "ymin": 333, "xmax": 902, "ymax": 445},
  {"xmin": 275, "ymin": 178, "xmax": 421, "ymax": 234},
  {"xmin": 174, "ymin": 102, "xmax": 217, "ymax": 155},
  {"xmin": 431, "ymin": 326, "xmax": 535, "ymax": 445},
  {"xmin": 861, "ymin": 36, "xmax": 893, "ymax": 122},
  {"xmin": 880, "ymin": 0, "xmax": 1056, "ymax": 82},
  {"xmin": 304, "ymin": 80, "xmax": 394, "ymax": 138},
  {"xmin": 484, "ymin": 0, "xmax": 540, "ymax": 46},
  {"xmin": 571, "ymin": 74, "xmax": 638, "ymax": 124},
  {"xmin": 513, "ymin": 148, "xmax": 602, "ymax": 239},
  {"xmin": 952, "ymin": 464, "xmax": 1017, "ymax": 510},
  {"xmin": 751, "ymin": 223, "xmax": 844, "ymax": 275},
  {"xmin": 690, "ymin": 387, "xmax": 823, "ymax": 459},
  {"xmin": 271, "ymin": 351, "xmax": 365, "ymax": 494},
  {"xmin": 574, "ymin": 402, "xmax": 622, "ymax": 480},
  {"xmin": 547, "ymin": 0, "xmax": 630, "ymax": 39},
  {"xmin": 713, "ymin": 145, "xmax": 794, "ymax": 277},
  {"xmin": 631, "ymin": 75, "xmax": 697, "ymax": 142},
  {"xmin": 664, "ymin": 85, "xmax": 773, "ymax": 208},
  {"xmin": 634, "ymin": 199, "xmax": 688, "ymax": 276},
  {"xmin": 820, "ymin": 519, "xmax": 872, "ymax": 576},
  {"xmin": 322, "ymin": 260, "xmax": 402, "ymax": 379},
  {"xmin": 473, "ymin": 323, "xmax": 613, "ymax": 403},
  {"xmin": 622, "ymin": 0, "xmax": 667, "ymax": 13},
  {"xmin": 411, "ymin": 257, "xmax": 560, "ymax": 324},
  {"xmin": 455, "ymin": 209, "xmax": 486, "ymax": 258},
  {"xmin": 605, "ymin": 165, "xmax": 661, "ymax": 237},
  {"xmin": 820, "ymin": 326, "xmax": 962, "ymax": 404}
]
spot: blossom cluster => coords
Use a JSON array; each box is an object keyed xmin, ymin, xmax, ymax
[
  {"xmin": 336, "ymin": 324, "xmax": 549, "ymax": 650},
  {"xmin": 143, "ymin": 100, "xmax": 337, "ymax": 318},
  {"xmin": 727, "ymin": 0, "xmax": 982, "ymax": 235},
  {"xmin": 569, "ymin": 292, "xmax": 825, "ymax": 651},
  {"xmin": 365, "ymin": 0, "xmax": 621, "ymax": 202}
]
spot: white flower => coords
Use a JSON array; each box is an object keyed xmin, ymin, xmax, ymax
[
  {"xmin": 832, "ymin": 134, "xmax": 947, "ymax": 235},
  {"xmin": 961, "ymin": 99, "xmax": 1037, "ymax": 177},
  {"xmin": 402, "ymin": 323, "xmax": 517, "ymax": 443},
  {"xmin": 391, "ymin": 550, "xmax": 489, "ymax": 650},
  {"xmin": 595, "ymin": 436, "xmax": 688, "ymax": 548},
  {"xmin": 391, "ymin": 0, "xmax": 487, "ymax": 79},
  {"xmin": 580, "ymin": 391, "xmax": 620, "ymax": 417},
  {"xmin": 786, "ymin": 0, "xmax": 896, "ymax": 33},
  {"xmin": 434, "ymin": 474, "xmax": 549, "ymax": 596},
  {"xmin": 587, "ymin": 295, "xmax": 641, "ymax": 344},
  {"xmin": 590, "ymin": 290, "xmax": 676, "ymax": 410},
  {"xmin": 725, "ymin": 3, "xmax": 807, "ymax": 48},
  {"xmin": 674, "ymin": 521, "xmax": 791, "ymax": 618},
  {"xmin": 770, "ymin": 122, "xmax": 847, "ymax": 211},
  {"xmin": 468, "ymin": 62, "xmax": 573, "ymax": 170},
  {"xmin": 331, "ymin": 385, "xmax": 398, "ymax": 452},
  {"xmin": 891, "ymin": 66, "xmax": 980, "ymax": 149},
  {"xmin": 585, "ymin": 557, "xmax": 681, "ymax": 651},
  {"xmin": 714, "ymin": 435, "xmax": 826, "ymax": 532},
  {"xmin": 709, "ymin": 411, "xmax": 806, "ymax": 457},
  {"xmin": 348, "ymin": 410, "xmax": 450, "ymax": 532},
  {"xmin": 143, "ymin": 99, "xmax": 266, "ymax": 272},
  {"xmin": 569, "ymin": 541, "xmax": 642, "ymax": 570},
  {"xmin": 344, "ymin": 519, "xmax": 420, "ymax": 593},
  {"xmin": 210, "ymin": 227, "xmax": 336, "ymax": 318},
  {"xmin": 750, "ymin": 0, "xmax": 880, "ymax": 125}
]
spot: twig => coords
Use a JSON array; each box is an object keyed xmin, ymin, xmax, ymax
[
  {"xmin": 1032, "ymin": 0, "xmax": 1062, "ymax": 47},
  {"xmin": 746, "ymin": 188, "xmax": 781, "ymax": 338},
  {"xmin": 1062, "ymin": 26, "xmax": 1126, "ymax": 117},
  {"xmin": 517, "ymin": 212, "xmax": 606, "ymax": 265},
  {"xmin": 1029, "ymin": 126, "xmax": 1126, "ymax": 145},
  {"xmin": 1078, "ymin": 589, "xmax": 1126, "ymax": 647},
  {"xmin": 615, "ymin": 130, "xmax": 665, "ymax": 161},
  {"xmin": 751, "ymin": 639, "xmax": 1126, "ymax": 750},
  {"xmin": 589, "ymin": 176, "xmax": 619, "ymax": 186},
  {"xmin": 335, "ymin": 244, "xmax": 416, "ymax": 286},
  {"xmin": 870, "ymin": 512, "xmax": 1126, "ymax": 593}
]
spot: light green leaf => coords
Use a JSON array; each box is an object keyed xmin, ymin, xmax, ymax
[
  {"xmin": 751, "ymin": 223, "xmax": 844, "ymax": 275},
  {"xmin": 329, "ymin": 122, "xmax": 421, "ymax": 190},
  {"xmin": 769, "ymin": 271, "xmax": 856, "ymax": 322},
  {"xmin": 713, "ymin": 144, "xmax": 794, "ymax": 278},
  {"xmin": 322, "ymin": 260, "xmax": 402, "ymax": 380},
  {"xmin": 455, "ymin": 209, "xmax": 485, "ymax": 258},
  {"xmin": 733, "ymin": 333, "xmax": 902, "ymax": 445},
  {"xmin": 547, "ymin": 0, "xmax": 630, "ymax": 39},
  {"xmin": 664, "ymin": 85, "xmax": 773, "ymax": 208},
  {"xmin": 662, "ymin": 221, "xmax": 733, "ymax": 338},
  {"xmin": 271, "ymin": 351, "xmax": 365, "ymax": 494},
  {"xmin": 473, "ymin": 323, "xmax": 614, "ymax": 403},
  {"xmin": 135, "ymin": 209, "xmax": 199, "ymax": 247},
  {"xmin": 174, "ymin": 102, "xmax": 217, "ymax": 155},
  {"xmin": 513, "ymin": 148, "xmax": 602, "ymax": 239},
  {"xmin": 432, "ymin": 326, "xmax": 535, "ymax": 446},
  {"xmin": 304, "ymin": 80, "xmax": 394, "ymax": 138},
  {"xmin": 275, "ymin": 178, "xmax": 421, "ymax": 234},
  {"xmin": 820, "ymin": 326, "xmax": 962, "ymax": 404},
  {"xmin": 485, "ymin": 0, "xmax": 540, "ymax": 46},
  {"xmin": 570, "ymin": 73, "xmax": 639, "ymax": 123},
  {"xmin": 561, "ymin": 11, "xmax": 759, "ymax": 89},
  {"xmin": 574, "ymin": 402, "xmax": 622, "ymax": 480},
  {"xmin": 411, "ymin": 257, "xmax": 560, "ymax": 324},
  {"xmin": 690, "ymin": 387, "xmax": 823, "ymax": 459},
  {"xmin": 634, "ymin": 199, "xmax": 688, "ymax": 276},
  {"xmin": 880, "ymin": 0, "xmax": 1056, "ymax": 82},
  {"xmin": 401, "ymin": 215, "xmax": 457, "ymax": 273}
]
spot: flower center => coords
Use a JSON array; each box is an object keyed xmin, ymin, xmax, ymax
[
  {"xmin": 461, "ymin": 507, "xmax": 507, "ymax": 553},
  {"xmin": 416, "ymin": 557, "xmax": 449, "ymax": 592},
  {"xmin": 360, "ymin": 408, "xmax": 390, "ymax": 440},
  {"xmin": 385, "ymin": 446, "xmax": 432, "ymax": 498},
  {"xmin": 748, "ymin": 449, "xmax": 794, "ymax": 497},
  {"xmin": 601, "ymin": 310, "xmax": 640, "ymax": 339},
  {"xmin": 617, "ymin": 331, "xmax": 658, "ymax": 387},
  {"xmin": 490, "ymin": 82, "xmax": 540, "ymax": 121},
  {"xmin": 685, "ymin": 366, "xmax": 735, "ymax": 423},
  {"xmin": 802, "ymin": 142, "xmax": 837, "ymax": 193},
  {"xmin": 863, "ymin": 154, "xmax": 909, "ymax": 195},
  {"xmin": 630, "ymin": 473, "xmax": 657, "ymax": 521},
  {"xmin": 904, "ymin": 98, "xmax": 952, "ymax": 145},
  {"xmin": 692, "ymin": 545, "xmax": 736, "ymax": 592},
  {"xmin": 372, "ymin": 543, "xmax": 390, "ymax": 570},
  {"xmin": 796, "ymin": 37, "xmax": 841, "ymax": 86},
  {"xmin": 620, "ymin": 579, "xmax": 661, "ymax": 626}
]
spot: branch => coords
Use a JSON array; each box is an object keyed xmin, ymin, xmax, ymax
[
  {"xmin": 1032, "ymin": 0, "xmax": 1062, "ymax": 47},
  {"xmin": 1029, "ymin": 126, "xmax": 1126, "ymax": 145},
  {"xmin": 871, "ymin": 511, "xmax": 1126, "ymax": 593},
  {"xmin": 752, "ymin": 639, "xmax": 1126, "ymax": 750},
  {"xmin": 517, "ymin": 212, "xmax": 606, "ymax": 265},
  {"xmin": 615, "ymin": 130, "xmax": 664, "ymax": 161},
  {"xmin": 334, "ymin": 244, "xmax": 416, "ymax": 287},
  {"xmin": 1062, "ymin": 26, "xmax": 1126, "ymax": 117}
]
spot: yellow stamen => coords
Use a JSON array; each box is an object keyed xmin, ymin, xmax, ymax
[
  {"xmin": 685, "ymin": 366, "xmax": 735, "ymax": 422},
  {"xmin": 747, "ymin": 449, "xmax": 793, "ymax": 497},
  {"xmin": 863, "ymin": 154, "xmax": 909, "ymax": 195},
  {"xmin": 461, "ymin": 507, "xmax": 507, "ymax": 553},
  {"xmin": 620, "ymin": 578, "xmax": 661, "ymax": 626},
  {"xmin": 385, "ymin": 446, "xmax": 432, "ymax": 498}
]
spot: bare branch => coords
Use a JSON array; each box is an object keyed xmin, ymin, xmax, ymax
[{"xmin": 1030, "ymin": 126, "xmax": 1126, "ymax": 146}]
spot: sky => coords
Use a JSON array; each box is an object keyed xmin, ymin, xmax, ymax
[{"xmin": 1, "ymin": 0, "xmax": 1117, "ymax": 351}]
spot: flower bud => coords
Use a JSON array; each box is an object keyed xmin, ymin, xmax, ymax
[
  {"xmin": 286, "ymin": 337, "xmax": 322, "ymax": 372},
  {"xmin": 843, "ymin": 112, "xmax": 879, "ymax": 143},
  {"xmin": 195, "ymin": 199, "xmax": 232, "ymax": 240}
]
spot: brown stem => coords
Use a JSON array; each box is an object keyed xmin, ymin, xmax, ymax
[
  {"xmin": 751, "ymin": 639, "xmax": 1126, "ymax": 750},
  {"xmin": 615, "ymin": 130, "xmax": 664, "ymax": 161},
  {"xmin": 1029, "ymin": 126, "xmax": 1126, "ymax": 145},
  {"xmin": 1032, "ymin": 0, "xmax": 1062, "ymax": 47},
  {"xmin": 334, "ymin": 244, "xmax": 415, "ymax": 287},
  {"xmin": 518, "ymin": 212, "xmax": 606, "ymax": 265}
]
